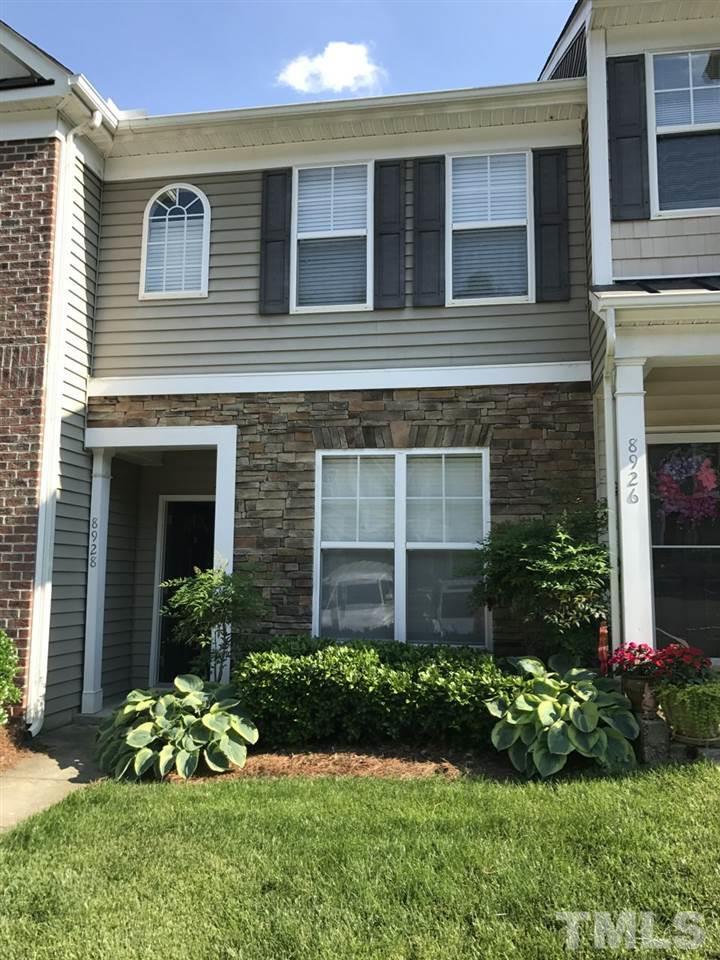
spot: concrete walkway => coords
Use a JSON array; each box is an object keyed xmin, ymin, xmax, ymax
[{"xmin": 0, "ymin": 724, "xmax": 100, "ymax": 832}]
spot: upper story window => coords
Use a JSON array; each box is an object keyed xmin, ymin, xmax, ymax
[
  {"xmin": 448, "ymin": 152, "xmax": 532, "ymax": 304},
  {"xmin": 292, "ymin": 163, "xmax": 371, "ymax": 312},
  {"xmin": 651, "ymin": 50, "xmax": 720, "ymax": 214},
  {"xmin": 141, "ymin": 184, "xmax": 210, "ymax": 299}
]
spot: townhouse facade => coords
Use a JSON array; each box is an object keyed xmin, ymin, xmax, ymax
[{"xmin": 0, "ymin": 0, "xmax": 718, "ymax": 732}]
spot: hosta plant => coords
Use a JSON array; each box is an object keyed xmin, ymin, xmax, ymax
[
  {"xmin": 96, "ymin": 675, "xmax": 259, "ymax": 781},
  {"xmin": 485, "ymin": 656, "xmax": 639, "ymax": 779}
]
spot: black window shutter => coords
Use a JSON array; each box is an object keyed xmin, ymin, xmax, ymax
[
  {"xmin": 607, "ymin": 55, "xmax": 650, "ymax": 221},
  {"xmin": 374, "ymin": 160, "xmax": 406, "ymax": 309},
  {"xmin": 259, "ymin": 168, "xmax": 291, "ymax": 314},
  {"xmin": 533, "ymin": 148, "xmax": 570, "ymax": 302},
  {"xmin": 413, "ymin": 156, "xmax": 445, "ymax": 307}
]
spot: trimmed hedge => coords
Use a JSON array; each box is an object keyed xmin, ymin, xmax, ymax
[{"xmin": 232, "ymin": 636, "xmax": 521, "ymax": 747}]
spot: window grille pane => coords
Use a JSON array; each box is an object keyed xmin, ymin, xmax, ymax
[
  {"xmin": 407, "ymin": 500, "xmax": 443, "ymax": 542},
  {"xmin": 654, "ymin": 53, "xmax": 690, "ymax": 91},
  {"xmin": 321, "ymin": 501, "xmax": 356, "ymax": 541},
  {"xmin": 359, "ymin": 457, "xmax": 394, "ymax": 497},
  {"xmin": 359, "ymin": 500, "xmax": 394, "ymax": 541},
  {"xmin": 320, "ymin": 550, "xmax": 394, "ymax": 640},
  {"xmin": 657, "ymin": 133, "xmax": 720, "ymax": 210},
  {"xmin": 452, "ymin": 154, "xmax": 526, "ymax": 224},
  {"xmin": 332, "ymin": 165, "xmax": 367, "ymax": 230},
  {"xmin": 691, "ymin": 51, "xmax": 720, "ymax": 88},
  {"xmin": 322, "ymin": 457, "xmax": 357, "ymax": 498},
  {"xmin": 445, "ymin": 456, "xmax": 483, "ymax": 497},
  {"xmin": 446, "ymin": 499, "xmax": 483, "ymax": 543},
  {"xmin": 655, "ymin": 90, "xmax": 692, "ymax": 126},
  {"xmin": 406, "ymin": 551, "xmax": 484, "ymax": 645},
  {"xmin": 297, "ymin": 237, "xmax": 367, "ymax": 306},
  {"xmin": 407, "ymin": 457, "xmax": 442, "ymax": 497},
  {"xmin": 694, "ymin": 87, "xmax": 720, "ymax": 125},
  {"xmin": 452, "ymin": 226, "xmax": 528, "ymax": 299}
]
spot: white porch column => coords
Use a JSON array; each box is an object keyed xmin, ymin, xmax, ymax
[
  {"xmin": 614, "ymin": 360, "xmax": 655, "ymax": 647},
  {"xmin": 81, "ymin": 448, "xmax": 113, "ymax": 713}
]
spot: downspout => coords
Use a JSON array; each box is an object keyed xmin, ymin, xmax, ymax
[
  {"xmin": 25, "ymin": 109, "xmax": 103, "ymax": 735},
  {"xmin": 601, "ymin": 306, "xmax": 621, "ymax": 650}
]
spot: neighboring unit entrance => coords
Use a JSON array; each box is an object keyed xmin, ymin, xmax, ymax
[{"xmin": 154, "ymin": 498, "xmax": 215, "ymax": 684}]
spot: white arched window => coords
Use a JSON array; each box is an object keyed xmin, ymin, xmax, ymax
[{"xmin": 140, "ymin": 183, "xmax": 210, "ymax": 298}]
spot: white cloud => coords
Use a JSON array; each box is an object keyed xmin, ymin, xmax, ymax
[{"xmin": 277, "ymin": 41, "xmax": 384, "ymax": 95}]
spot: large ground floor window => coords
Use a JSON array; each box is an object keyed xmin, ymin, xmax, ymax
[
  {"xmin": 649, "ymin": 439, "xmax": 720, "ymax": 659},
  {"xmin": 313, "ymin": 449, "xmax": 490, "ymax": 645}
]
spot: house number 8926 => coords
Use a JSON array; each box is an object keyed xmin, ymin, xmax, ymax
[{"xmin": 626, "ymin": 438, "xmax": 640, "ymax": 505}]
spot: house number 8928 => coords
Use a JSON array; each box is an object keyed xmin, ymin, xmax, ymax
[
  {"xmin": 89, "ymin": 516, "xmax": 99, "ymax": 568},
  {"xmin": 626, "ymin": 438, "xmax": 640, "ymax": 505}
]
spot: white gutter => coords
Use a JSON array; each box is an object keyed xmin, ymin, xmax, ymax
[
  {"xmin": 24, "ymin": 107, "xmax": 102, "ymax": 735},
  {"xmin": 591, "ymin": 289, "xmax": 720, "ymax": 311}
]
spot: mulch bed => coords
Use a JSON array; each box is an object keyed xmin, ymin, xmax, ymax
[
  {"xmin": 0, "ymin": 721, "xmax": 31, "ymax": 774},
  {"xmin": 177, "ymin": 744, "xmax": 517, "ymax": 784}
]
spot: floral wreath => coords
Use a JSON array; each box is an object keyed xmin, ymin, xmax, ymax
[{"xmin": 654, "ymin": 449, "xmax": 720, "ymax": 526}]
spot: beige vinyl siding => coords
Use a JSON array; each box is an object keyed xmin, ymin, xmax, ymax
[
  {"xmin": 44, "ymin": 158, "xmax": 101, "ymax": 729},
  {"xmin": 612, "ymin": 217, "xmax": 720, "ymax": 279},
  {"xmin": 582, "ymin": 117, "xmax": 607, "ymax": 393},
  {"xmin": 130, "ymin": 452, "xmax": 216, "ymax": 688},
  {"xmin": 645, "ymin": 366, "xmax": 720, "ymax": 430},
  {"xmin": 102, "ymin": 458, "xmax": 139, "ymax": 700},
  {"xmin": 93, "ymin": 147, "xmax": 589, "ymax": 377}
]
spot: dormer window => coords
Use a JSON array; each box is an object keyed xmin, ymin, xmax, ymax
[{"xmin": 140, "ymin": 184, "xmax": 210, "ymax": 299}]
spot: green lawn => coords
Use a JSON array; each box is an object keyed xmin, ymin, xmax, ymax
[{"xmin": 1, "ymin": 764, "xmax": 719, "ymax": 960}]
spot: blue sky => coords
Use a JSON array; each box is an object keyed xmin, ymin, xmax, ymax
[{"xmin": 4, "ymin": 0, "xmax": 575, "ymax": 115}]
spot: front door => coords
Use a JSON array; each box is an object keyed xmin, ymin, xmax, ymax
[{"xmin": 157, "ymin": 499, "xmax": 215, "ymax": 683}]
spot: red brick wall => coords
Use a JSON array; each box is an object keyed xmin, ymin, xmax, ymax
[{"xmin": 0, "ymin": 138, "xmax": 59, "ymax": 697}]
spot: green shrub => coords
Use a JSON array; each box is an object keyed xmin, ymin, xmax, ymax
[
  {"xmin": 161, "ymin": 566, "xmax": 269, "ymax": 680},
  {"xmin": 0, "ymin": 630, "xmax": 21, "ymax": 726},
  {"xmin": 233, "ymin": 640, "xmax": 521, "ymax": 747},
  {"xmin": 486, "ymin": 655, "xmax": 639, "ymax": 779},
  {"xmin": 469, "ymin": 505, "xmax": 610, "ymax": 660},
  {"xmin": 95, "ymin": 674, "xmax": 259, "ymax": 781}
]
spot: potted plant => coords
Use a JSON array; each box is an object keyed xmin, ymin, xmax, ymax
[
  {"xmin": 657, "ymin": 680, "xmax": 720, "ymax": 745},
  {"xmin": 606, "ymin": 643, "xmax": 658, "ymax": 712}
]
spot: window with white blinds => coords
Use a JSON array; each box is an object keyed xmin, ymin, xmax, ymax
[
  {"xmin": 315, "ymin": 450, "xmax": 489, "ymax": 645},
  {"xmin": 652, "ymin": 50, "xmax": 720, "ymax": 213},
  {"xmin": 141, "ymin": 184, "xmax": 210, "ymax": 298},
  {"xmin": 448, "ymin": 153, "xmax": 531, "ymax": 303},
  {"xmin": 293, "ymin": 164, "xmax": 371, "ymax": 310}
]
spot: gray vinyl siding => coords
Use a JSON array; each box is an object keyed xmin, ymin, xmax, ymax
[
  {"xmin": 612, "ymin": 217, "xmax": 720, "ymax": 279},
  {"xmin": 93, "ymin": 147, "xmax": 589, "ymax": 377},
  {"xmin": 130, "ymin": 452, "xmax": 216, "ymax": 688},
  {"xmin": 102, "ymin": 458, "xmax": 139, "ymax": 700},
  {"xmin": 582, "ymin": 118, "xmax": 606, "ymax": 392},
  {"xmin": 44, "ymin": 158, "xmax": 101, "ymax": 729}
]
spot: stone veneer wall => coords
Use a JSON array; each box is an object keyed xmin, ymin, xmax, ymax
[
  {"xmin": 0, "ymin": 138, "xmax": 59, "ymax": 695},
  {"xmin": 87, "ymin": 383, "xmax": 595, "ymax": 654}
]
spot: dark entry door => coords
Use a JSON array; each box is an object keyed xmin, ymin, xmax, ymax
[{"xmin": 158, "ymin": 499, "xmax": 215, "ymax": 684}]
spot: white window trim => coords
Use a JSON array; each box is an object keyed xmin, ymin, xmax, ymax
[
  {"xmin": 290, "ymin": 160, "xmax": 374, "ymax": 314},
  {"xmin": 139, "ymin": 182, "xmax": 211, "ymax": 300},
  {"xmin": 645, "ymin": 48, "xmax": 720, "ymax": 221},
  {"xmin": 311, "ymin": 448, "xmax": 492, "ymax": 646},
  {"xmin": 445, "ymin": 149, "xmax": 535, "ymax": 307}
]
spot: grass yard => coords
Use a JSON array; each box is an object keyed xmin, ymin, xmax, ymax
[{"xmin": 1, "ymin": 763, "xmax": 719, "ymax": 960}]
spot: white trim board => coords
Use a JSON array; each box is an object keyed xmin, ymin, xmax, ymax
[
  {"xmin": 88, "ymin": 361, "xmax": 591, "ymax": 398},
  {"xmin": 148, "ymin": 494, "xmax": 216, "ymax": 687}
]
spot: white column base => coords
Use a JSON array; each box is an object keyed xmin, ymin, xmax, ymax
[{"xmin": 81, "ymin": 689, "xmax": 104, "ymax": 714}]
